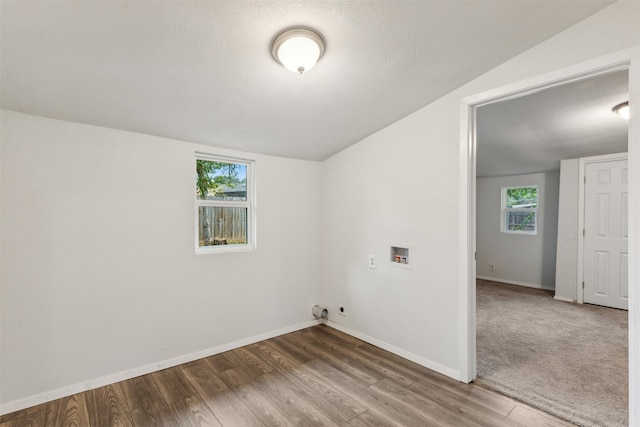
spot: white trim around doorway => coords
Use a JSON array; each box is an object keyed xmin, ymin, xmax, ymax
[{"xmin": 459, "ymin": 47, "xmax": 639, "ymax": 426}]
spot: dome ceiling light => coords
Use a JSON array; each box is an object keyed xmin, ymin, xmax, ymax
[
  {"xmin": 271, "ymin": 27, "xmax": 325, "ymax": 74},
  {"xmin": 612, "ymin": 101, "xmax": 629, "ymax": 119}
]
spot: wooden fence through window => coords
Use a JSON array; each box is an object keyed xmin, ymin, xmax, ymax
[
  {"xmin": 199, "ymin": 207, "xmax": 247, "ymax": 245},
  {"xmin": 506, "ymin": 211, "xmax": 536, "ymax": 232}
]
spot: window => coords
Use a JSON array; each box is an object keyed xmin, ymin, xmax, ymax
[
  {"xmin": 195, "ymin": 154, "xmax": 255, "ymax": 253},
  {"xmin": 501, "ymin": 186, "xmax": 538, "ymax": 235}
]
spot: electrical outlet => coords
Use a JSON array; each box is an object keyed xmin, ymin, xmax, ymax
[
  {"xmin": 368, "ymin": 254, "xmax": 377, "ymax": 269},
  {"xmin": 338, "ymin": 305, "xmax": 347, "ymax": 316},
  {"xmin": 490, "ymin": 263, "xmax": 495, "ymax": 271}
]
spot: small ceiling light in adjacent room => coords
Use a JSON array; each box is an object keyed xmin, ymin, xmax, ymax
[
  {"xmin": 271, "ymin": 27, "xmax": 325, "ymax": 74},
  {"xmin": 612, "ymin": 101, "xmax": 630, "ymax": 119}
]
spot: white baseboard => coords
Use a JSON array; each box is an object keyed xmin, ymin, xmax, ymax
[
  {"xmin": 553, "ymin": 295, "xmax": 575, "ymax": 303},
  {"xmin": 0, "ymin": 319, "xmax": 321, "ymax": 416},
  {"xmin": 325, "ymin": 321, "xmax": 460, "ymax": 381},
  {"xmin": 476, "ymin": 276, "xmax": 555, "ymax": 291}
]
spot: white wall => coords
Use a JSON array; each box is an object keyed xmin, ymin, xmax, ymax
[
  {"xmin": 321, "ymin": 0, "xmax": 639, "ymax": 389},
  {"xmin": 476, "ymin": 172, "xmax": 559, "ymax": 290},
  {"xmin": 0, "ymin": 110, "xmax": 323, "ymax": 411},
  {"xmin": 555, "ymin": 159, "xmax": 580, "ymax": 301},
  {"xmin": 322, "ymin": 115, "xmax": 462, "ymax": 375}
]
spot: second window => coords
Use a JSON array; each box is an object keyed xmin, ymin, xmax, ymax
[{"xmin": 501, "ymin": 185, "xmax": 538, "ymax": 235}]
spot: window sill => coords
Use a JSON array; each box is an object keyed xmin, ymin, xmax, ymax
[
  {"xmin": 196, "ymin": 244, "xmax": 256, "ymax": 254},
  {"xmin": 500, "ymin": 230, "xmax": 538, "ymax": 236}
]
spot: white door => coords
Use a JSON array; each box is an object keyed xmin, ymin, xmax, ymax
[{"xmin": 583, "ymin": 159, "xmax": 628, "ymax": 310}]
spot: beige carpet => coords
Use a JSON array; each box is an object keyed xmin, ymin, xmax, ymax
[{"xmin": 475, "ymin": 280, "xmax": 628, "ymax": 427}]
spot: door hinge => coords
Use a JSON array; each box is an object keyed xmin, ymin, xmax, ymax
[
  {"xmin": 583, "ymin": 228, "xmax": 585, "ymax": 236},
  {"xmin": 582, "ymin": 281, "xmax": 585, "ymax": 289}
]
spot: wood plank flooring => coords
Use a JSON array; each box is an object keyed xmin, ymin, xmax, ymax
[{"xmin": 0, "ymin": 325, "xmax": 575, "ymax": 426}]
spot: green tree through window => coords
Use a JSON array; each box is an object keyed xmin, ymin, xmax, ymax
[
  {"xmin": 505, "ymin": 187, "xmax": 538, "ymax": 208},
  {"xmin": 196, "ymin": 160, "xmax": 243, "ymax": 199}
]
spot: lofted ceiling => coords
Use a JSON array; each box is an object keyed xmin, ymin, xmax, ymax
[
  {"xmin": 0, "ymin": 0, "xmax": 615, "ymax": 161},
  {"xmin": 477, "ymin": 69, "xmax": 629, "ymax": 178}
]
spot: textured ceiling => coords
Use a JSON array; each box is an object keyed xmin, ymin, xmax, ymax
[
  {"xmin": 477, "ymin": 70, "xmax": 629, "ymax": 178},
  {"xmin": 0, "ymin": 1, "xmax": 614, "ymax": 161}
]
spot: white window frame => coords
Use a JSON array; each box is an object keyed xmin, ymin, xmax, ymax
[
  {"xmin": 500, "ymin": 185, "xmax": 538, "ymax": 235},
  {"xmin": 195, "ymin": 152, "xmax": 256, "ymax": 254}
]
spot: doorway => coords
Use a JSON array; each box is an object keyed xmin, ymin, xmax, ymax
[
  {"xmin": 459, "ymin": 51, "xmax": 639, "ymax": 426},
  {"xmin": 474, "ymin": 71, "xmax": 628, "ymax": 425}
]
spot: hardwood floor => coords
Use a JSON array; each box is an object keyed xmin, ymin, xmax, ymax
[{"xmin": 0, "ymin": 325, "xmax": 575, "ymax": 426}]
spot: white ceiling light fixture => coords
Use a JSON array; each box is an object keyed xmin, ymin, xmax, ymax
[
  {"xmin": 271, "ymin": 27, "xmax": 325, "ymax": 74},
  {"xmin": 612, "ymin": 101, "xmax": 629, "ymax": 119}
]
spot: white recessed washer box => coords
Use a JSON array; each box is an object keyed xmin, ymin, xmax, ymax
[{"xmin": 389, "ymin": 243, "xmax": 411, "ymax": 270}]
